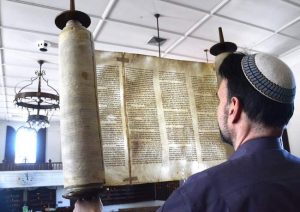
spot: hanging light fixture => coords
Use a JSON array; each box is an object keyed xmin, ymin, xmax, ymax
[
  {"xmin": 147, "ymin": 13, "xmax": 167, "ymax": 58},
  {"xmin": 14, "ymin": 60, "xmax": 59, "ymax": 130}
]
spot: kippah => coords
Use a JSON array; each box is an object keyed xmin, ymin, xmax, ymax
[{"xmin": 241, "ymin": 53, "xmax": 296, "ymax": 103}]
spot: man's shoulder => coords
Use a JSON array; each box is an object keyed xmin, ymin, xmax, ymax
[
  {"xmin": 184, "ymin": 154, "xmax": 262, "ymax": 193},
  {"xmin": 185, "ymin": 149, "xmax": 300, "ymax": 193},
  {"xmin": 159, "ymin": 149, "xmax": 300, "ymax": 212},
  {"xmin": 285, "ymin": 151, "xmax": 300, "ymax": 163},
  {"xmin": 187, "ymin": 160, "xmax": 232, "ymax": 183},
  {"xmin": 171, "ymin": 161, "xmax": 233, "ymax": 211},
  {"xmin": 184, "ymin": 160, "xmax": 234, "ymax": 192}
]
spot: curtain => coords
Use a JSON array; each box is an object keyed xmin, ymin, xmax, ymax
[
  {"xmin": 36, "ymin": 128, "xmax": 46, "ymax": 163},
  {"xmin": 4, "ymin": 126, "xmax": 16, "ymax": 163}
]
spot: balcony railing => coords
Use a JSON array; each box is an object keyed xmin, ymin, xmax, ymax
[{"xmin": 0, "ymin": 162, "xmax": 62, "ymax": 171}]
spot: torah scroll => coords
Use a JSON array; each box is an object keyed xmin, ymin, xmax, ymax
[{"xmin": 58, "ymin": 20, "xmax": 105, "ymax": 197}]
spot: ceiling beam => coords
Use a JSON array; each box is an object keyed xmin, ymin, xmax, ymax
[
  {"xmin": 162, "ymin": 0, "xmax": 231, "ymax": 57},
  {"xmin": 93, "ymin": 0, "xmax": 118, "ymax": 40},
  {"xmin": 252, "ymin": 14, "xmax": 300, "ymax": 49}
]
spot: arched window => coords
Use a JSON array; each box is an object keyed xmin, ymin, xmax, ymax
[{"xmin": 14, "ymin": 127, "xmax": 37, "ymax": 163}]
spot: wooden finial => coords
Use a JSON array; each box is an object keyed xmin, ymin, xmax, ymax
[
  {"xmin": 210, "ymin": 27, "xmax": 237, "ymax": 56},
  {"xmin": 55, "ymin": 0, "xmax": 91, "ymax": 30}
]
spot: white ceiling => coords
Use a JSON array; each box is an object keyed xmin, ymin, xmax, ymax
[{"xmin": 1, "ymin": 0, "xmax": 300, "ymax": 123}]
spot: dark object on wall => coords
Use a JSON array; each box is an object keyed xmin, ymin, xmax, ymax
[
  {"xmin": 282, "ymin": 129, "xmax": 290, "ymax": 152},
  {"xmin": 4, "ymin": 126, "xmax": 16, "ymax": 163}
]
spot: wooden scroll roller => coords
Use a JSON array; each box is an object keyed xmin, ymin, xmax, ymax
[
  {"xmin": 55, "ymin": 0, "xmax": 104, "ymax": 199},
  {"xmin": 209, "ymin": 27, "xmax": 238, "ymax": 74}
]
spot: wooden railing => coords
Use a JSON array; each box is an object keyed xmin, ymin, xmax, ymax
[{"xmin": 0, "ymin": 162, "xmax": 62, "ymax": 171}]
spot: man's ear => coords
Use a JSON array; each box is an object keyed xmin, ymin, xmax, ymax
[{"xmin": 228, "ymin": 96, "xmax": 242, "ymax": 123}]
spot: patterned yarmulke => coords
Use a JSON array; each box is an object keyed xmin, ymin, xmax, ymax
[{"xmin": 241, "ymin": 53, "xmax": 296, "ymax": 103}]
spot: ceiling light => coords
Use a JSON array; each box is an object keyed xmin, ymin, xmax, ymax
[
  {"xmin": 14, "ymin": 60, "xmax": 59, "ymax": 131},
  {"xmin": 147, "ymin": 13, "xmax": 167, "ymax": 58}
]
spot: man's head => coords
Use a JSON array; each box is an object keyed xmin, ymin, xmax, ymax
[{"xmin": 216, "ymin": 53, "xmax": 296, "ymax": 147}]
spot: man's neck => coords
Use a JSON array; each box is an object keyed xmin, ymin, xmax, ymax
[{"xmin": 233, "ymin": 122, "xmax": 283, "ymax": 150}]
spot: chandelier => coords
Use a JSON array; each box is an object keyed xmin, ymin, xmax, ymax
[{"xmin": 14, "ymin": 60, "xmax": 59, "ymax": 130}]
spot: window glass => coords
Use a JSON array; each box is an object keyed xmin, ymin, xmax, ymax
[{"xmin": 15, "ymin": 127, "xmax": 37, "ymax": 163}]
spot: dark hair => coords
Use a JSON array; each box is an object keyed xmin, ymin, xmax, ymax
[{"xmin": 218, "ymin": 53, "xmax": 294, "ymax": 128}]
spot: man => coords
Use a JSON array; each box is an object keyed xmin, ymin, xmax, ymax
[{"xmin": 157, "ymin": 52, "xmax": 300, "ymax": 212}]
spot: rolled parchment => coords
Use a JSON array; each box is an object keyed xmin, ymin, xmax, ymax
[{"xmin": 58, "ymin": 20, "xmax": 104, "ymax": 199}]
